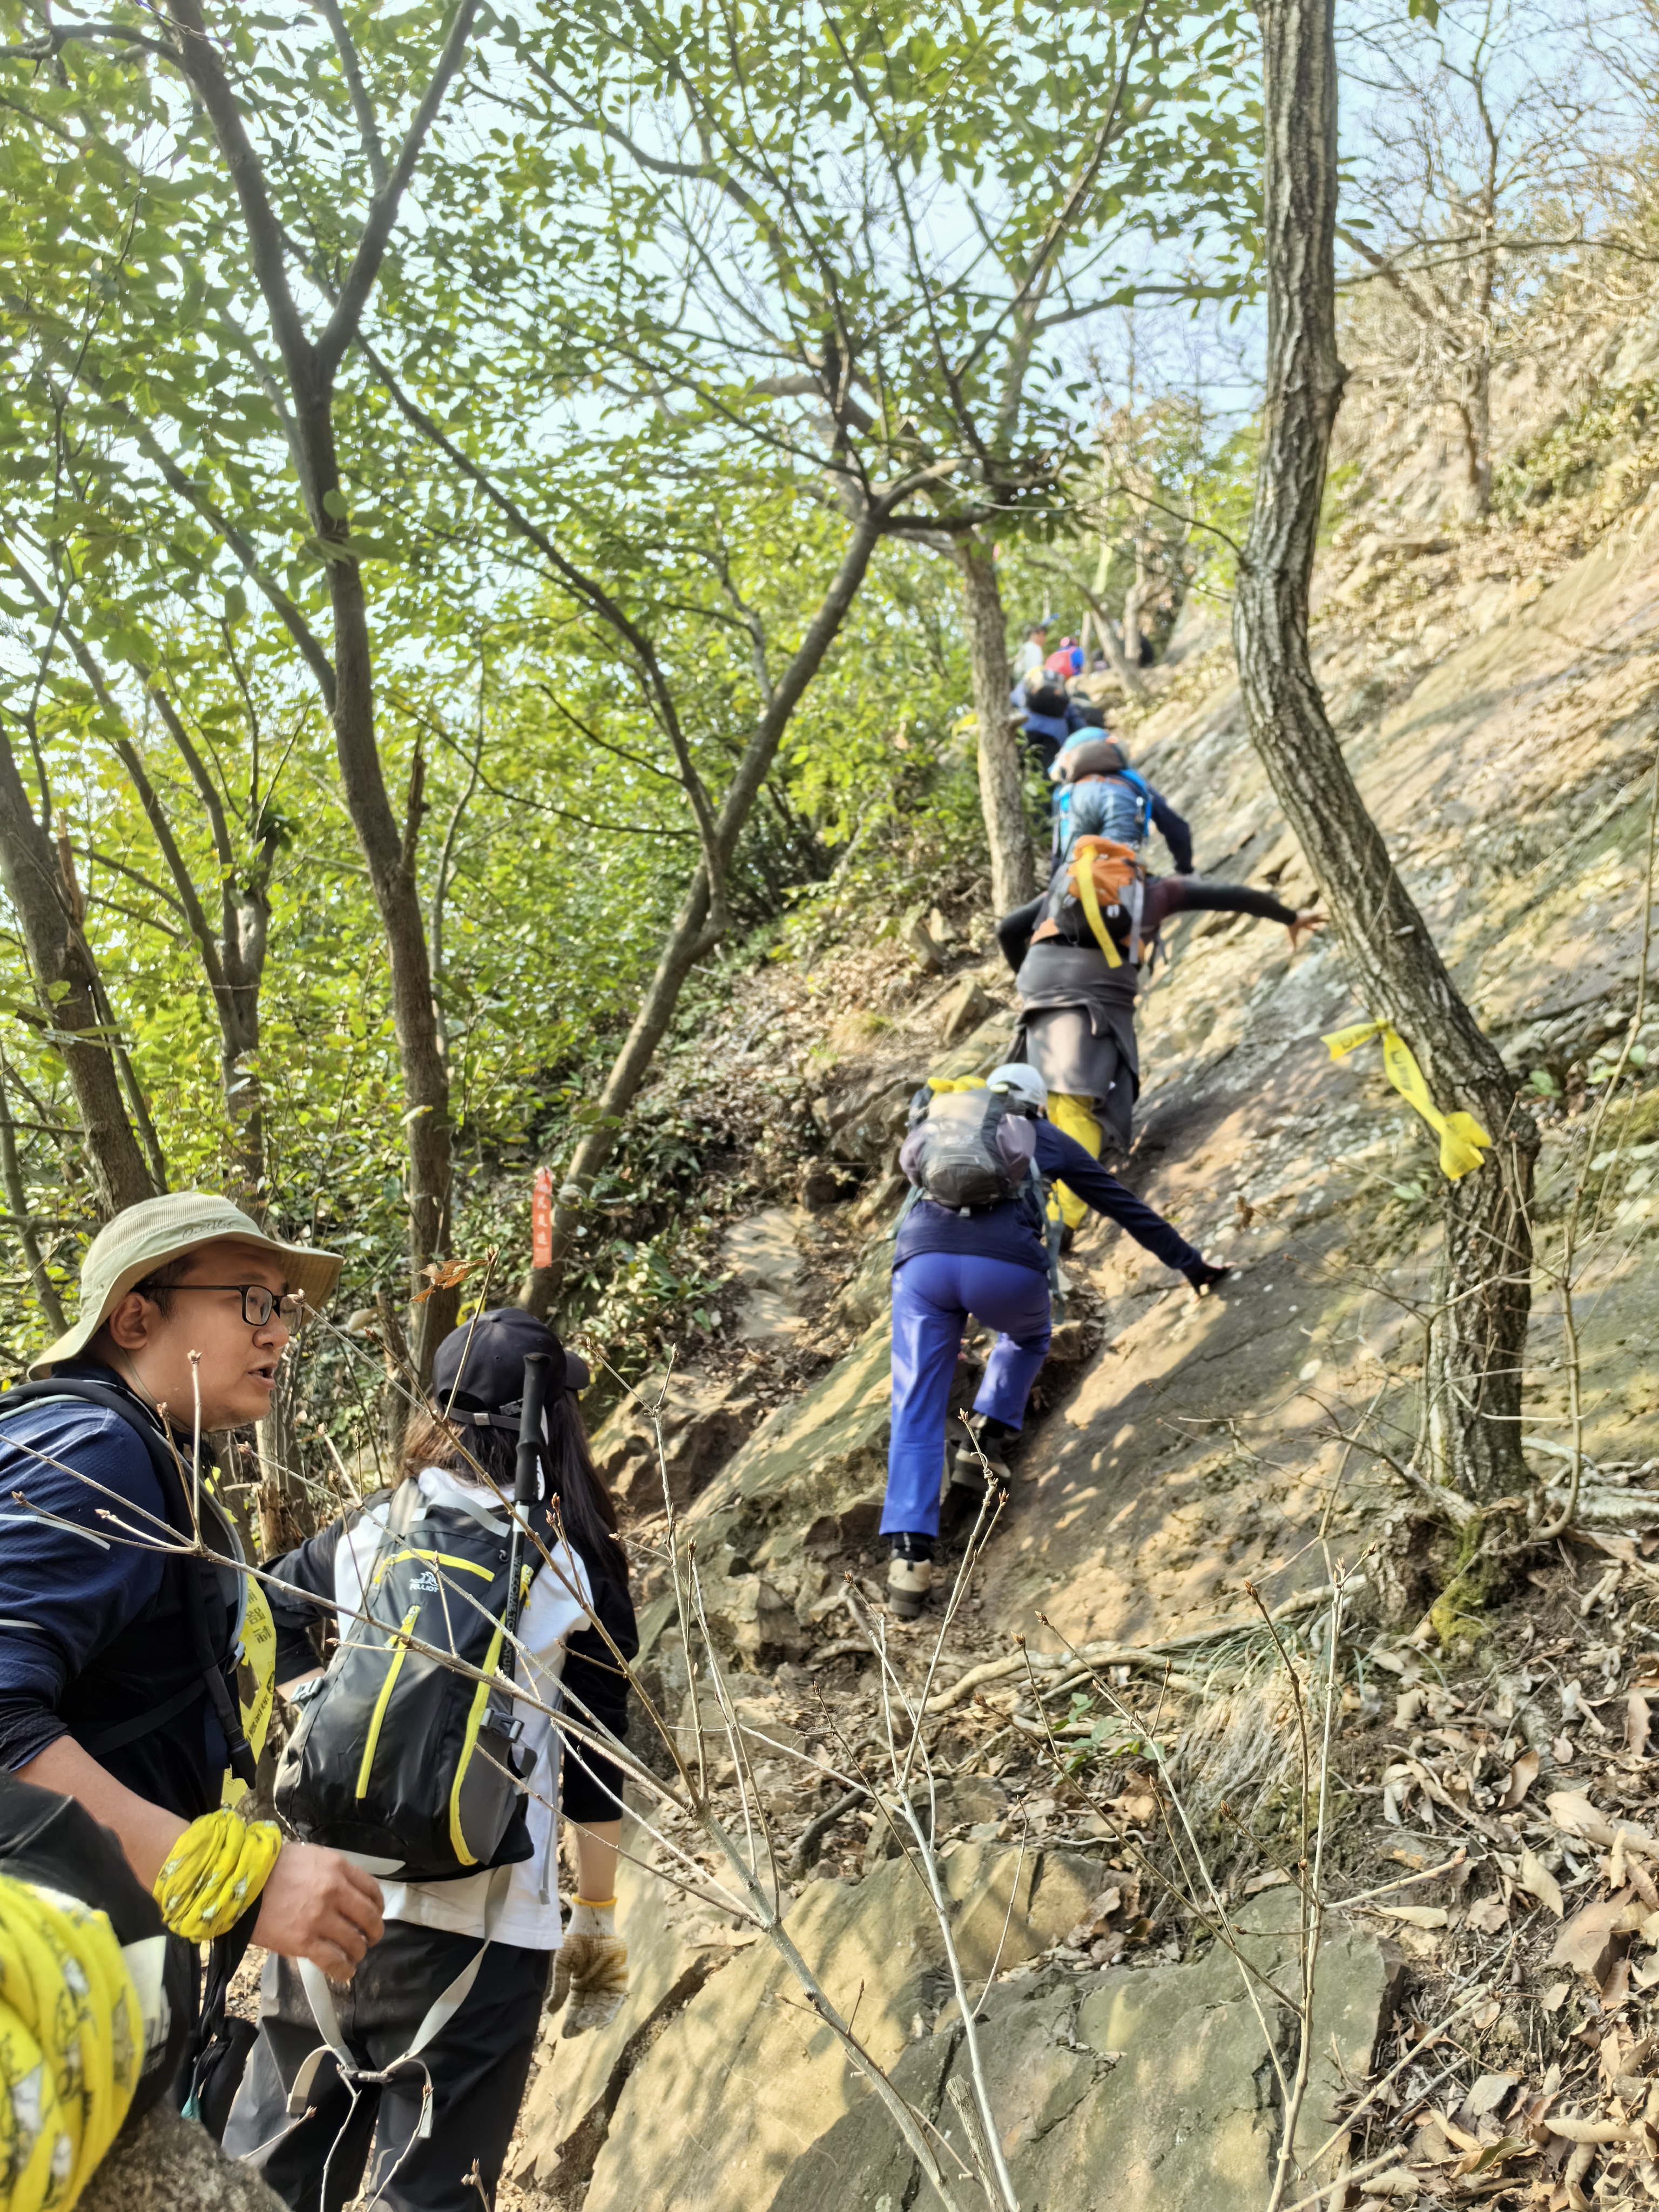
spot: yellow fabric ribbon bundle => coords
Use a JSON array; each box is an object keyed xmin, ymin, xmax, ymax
[
  {"xmin": 151, "ymin": 1809, "xmax": 282, "ymax": 1943},
  {"xmin": 1322, "ymin": 1018, "xmax": 1494, "ymax": 1179},
  {"xmin": 0, "ymin": 1873, "xmax": 143, "ymax": 2212}
]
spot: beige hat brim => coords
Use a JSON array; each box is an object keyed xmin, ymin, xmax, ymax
[{"xmin": 30, "ymin": 1233, "xmax": 342, "ymax": 1378}]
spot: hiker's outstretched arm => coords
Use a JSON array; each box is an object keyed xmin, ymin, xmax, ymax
[
  {"xmin": 1150, "ymin": 792, "xmax": 1193, "ymax": 873},
  {"xmin": 1034, "ymin": 1124, "xmax": 1200, "ymax": 1273},
  {"xmin": 1157, "ymin": 877, "xmax": 1296, "ymax": 925}
]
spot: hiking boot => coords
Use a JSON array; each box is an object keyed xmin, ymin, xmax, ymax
[
  {"xmin": 886, "ymin": 1554, "xmax": 933, "ymax": 1620},
  {"xmin": 953, "ymin": 1415, "xmax": 1013, "ymax": 1487}
]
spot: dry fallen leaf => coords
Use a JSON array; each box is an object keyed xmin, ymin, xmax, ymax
[
  {"xmin": 1546, "ymin": 1791, "xmax": 1658, "ymax": 1857},
  {"xmin": 1500, "ymin": 1746, "xmax": 1541, "ymax": 1810},
  {"xmin": 1394, "ymin": 1685, "xmax": 1427, "ymax": 1730},
  {"xmin": 1466, "ymin": 2073, "xmax": 1521, "ymax": 2118},
  {"xmin": 1542, "ymin": 1980, "xmax": 1573, "ymax": 2013},
  {"xmin": 1519, "ymin": 1846, "xmax": 1566, "ymax": 1919},
  {"xmin": 1378, "ymin": 1905, "xmax": 1449, "ymax": 1930},
  {"xmin": 1630, "ymin": 1690, "xmax": 1653, "ymax": 1758},
  {"xmin": 1467, "ymin": 1896, "xmax": 1510, "ymax": 1935},
  {"xmin": 1244, "ymin": 1869, "xmax": 1291, "ymax": 1896},
  {"xmin": 1455, "ymin": 2136, "xmax": 1534, "ymax": 2180},
  {"xmin": 1548, "ymin": 1887, "xmax": 1636, "ymax": 1979}
]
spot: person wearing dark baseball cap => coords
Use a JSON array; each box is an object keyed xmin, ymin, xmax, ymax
[
  {"xmin": 224, "ymin": 1307, "xmax": 638, "ymax": 2212},
  {"xmin": 0, "ymin": 1193, "xmax": 385, "ymax": 2061}
]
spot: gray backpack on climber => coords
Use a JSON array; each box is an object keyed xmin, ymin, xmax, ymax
[
  {"xmin": 891, "ymin": 1072, "xmax": 1066, "ymax": 1304},
  {"xmin": 271, "ymin": 1355, "xmax": 561, "ymax": 2135},
  {"xmin": 898, "ymin": 1076, "xmax": 1037, "ymax": 1210}
]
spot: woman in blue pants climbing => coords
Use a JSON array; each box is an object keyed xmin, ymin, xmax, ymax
[{"xmin": 882, "ymin": 1063, "xmax": 1229, "ymax": 1618}]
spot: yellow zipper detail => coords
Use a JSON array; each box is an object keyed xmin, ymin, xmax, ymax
[
  {"xmin": 355, "ymin": 1607, "xmax": 420, "ymax": 1800},
  {"xmin": 448, "ymin": 1617, "xmax": 508, "ymax": 1865}
]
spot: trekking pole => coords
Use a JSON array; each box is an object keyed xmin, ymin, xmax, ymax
[{"xmin": 504, "ymin": 1352, "xmax": 550, "ymax": 1656}]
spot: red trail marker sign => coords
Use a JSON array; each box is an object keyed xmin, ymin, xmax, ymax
[{"xmin": 531, "ymin": 1166, "xmax": 553, "ymax": 1270}]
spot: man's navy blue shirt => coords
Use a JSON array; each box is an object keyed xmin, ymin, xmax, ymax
[
  {"xmin": 0, "ymin": 1364, "xmax": 231, "ymax": 1819},
  {"xmin": 893, "ymin": 1121, "xmax": 1199, "ymax": 1278}
]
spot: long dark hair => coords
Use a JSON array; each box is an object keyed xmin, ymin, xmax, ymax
[{"xmin": 400, "ymin": 1391, "xmax": 628, "ymax": 1596}]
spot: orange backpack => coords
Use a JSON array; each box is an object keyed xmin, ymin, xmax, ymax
[{"xmin": 1030, "ymin": 835, "xmax": 1147, "ymax": 968}]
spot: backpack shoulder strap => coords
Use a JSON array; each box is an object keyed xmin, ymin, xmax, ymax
[
  {"xmin": 1028, "ymin": 1161, "xmax": 1066, "ymax": 1314},
  {"xmin": 387, "ymin": 1478, "xmax": 424, "ymax": 1536},
  {"xmin": 0, "ymin": 1377, "xmax": 185, "ymax": 1510},
  {"xmin": 1115, "ymin": 768, "xmax": 1152, "ymax": 838},
  {"xmin": 0, "ymin": 1378, "xmax": 256, "ymax": 1788}
]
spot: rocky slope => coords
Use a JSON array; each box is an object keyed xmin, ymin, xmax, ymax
[{"xmin": 502, "ymin": 473, "xmax": 1659, "ymax": 2209}]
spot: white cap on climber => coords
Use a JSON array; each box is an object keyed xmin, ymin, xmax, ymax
[{"xmin": 985, "ymin": 1063, "xmax": 1048, "ymax": 1116}]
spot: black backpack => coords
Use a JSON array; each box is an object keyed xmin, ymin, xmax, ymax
[{"xmin": 273, "ymin": 1478, "xmax": 545, "ymax": 1882}]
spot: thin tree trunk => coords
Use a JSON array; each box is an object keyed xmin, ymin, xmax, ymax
[
  {"xmin": 0, "ymin": 727, "xmax": 155, "ymax": 1216},
  {"xmin": 1121, "ymin": 539, "xmax": 1154, "ymax": 668},
  {"xmin": 164, "ymin": 0, "xmax": 476, "ymax": 1379},
  {"xmin": 323, "ymin": 560, "xmax": 458, "ymax": 1381},
  {"xmin": 19, "ymin": 591, "xmax": 271, "ymax": 1206},
  {"xmin": 0, "ymin": 1062, "xmax": 65, "ymax": 1333},
  {"xmin": 255, "ymin": 1352, "xmax": 309, "ymax": 1549},
  {"xmin": 1456, "ymin": 357, "xmax": 1493, "ymax": 518},
  {"xmin": 520, "ymin": 505, "xmax": 889, "ymax": 1319},
  {"xmin": 1079, "ymin": 576, "xmax": 1149, "ymax": 699},
  {"xmin": 1233, "ymin": 0, "xmax": 1534, "ymax": 1505},
  {"xmin": 957, "ymin": 534, "xmax": 1033, "ymax": 916}
]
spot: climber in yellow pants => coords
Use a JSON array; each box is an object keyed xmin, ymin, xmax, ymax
[{"xmin": 1047, "ymin": 1092, "xmax": 1105, "ymax": 1230}]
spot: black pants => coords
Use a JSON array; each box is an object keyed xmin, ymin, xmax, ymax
[{"xmin": 223, "ymin": 1923, "xmax": 550, "ymax": 2212}]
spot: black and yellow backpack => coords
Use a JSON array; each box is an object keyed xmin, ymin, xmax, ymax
[{"xmin": 273, "ymin": 1476, "xmax": 544, "ymax": 1882}]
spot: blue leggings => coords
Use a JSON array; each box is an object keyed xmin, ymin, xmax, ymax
[{"xmin": 881, "ymin": 1251, "xmax": 1053, "ymax": 1541}]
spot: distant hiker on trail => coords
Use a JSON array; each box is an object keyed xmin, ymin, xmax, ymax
[
  {"xmin": 1044, "ymin": 635, "xmax": 1084, "ymax": 679},
  {"xmin": 996, "ymin": 808, "xmax": 1326, "ymax": 1222},
  {"xmin": 1011, "ymin": 619, "xmax": 1050, "ymax": 683},
  {"xmin": 1042, "ymin": 732, "xmax": 1194, "ymax": 880},
  {"xmin": 881, "ymin": 1064, "xmax": 1228, "ymax": 1620},
  {"xmin": 225, "ymin": 1308, "xmax": 638, "ymax": 2212},
  {"xmin": 1012, "ymin": 671, "xmax": 1086, "ymax": 778}
]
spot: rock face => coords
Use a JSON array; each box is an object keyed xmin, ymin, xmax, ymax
[
  {"xmin": 516, "ymin": 1848, "xmax": 1394, "ymax": 2212},
  {"xmin": 574, "ymin": 1843, "xmax": 1100, "ymax": 2212},
  {"xmin": 590, "ymin": 1370, "xmax": 764, "ymax": 1513},
  {"xmin": 515, "ymin": 1854, "xmax": 720, "ymax": 2205},
  {"xmin": 82, "ymin": 2107, "xmax": 287, "ymax": 2212},
  {"xmin": 724, "ymin": 1206, "xmax": 812, "ymax": 1345},
  {"xmin": 938, "ymin": 973, "xmax": 995, "ymax": 1042},
  {"xmin": 768, "ymin": 1889, "xmax": 1397, "ymax": 2211}
]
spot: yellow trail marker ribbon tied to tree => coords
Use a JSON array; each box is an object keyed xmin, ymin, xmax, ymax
[
  {"xmin": 151, "ymin": 1810, "xmax": 282, "ymax": 1945},
  {"xmin": 0, "ymin": 1873, "xmax": 144, "ymax": 2212},
  {"xmin": 1321, "ymin": 1019, "xmax": 1495, "ymax": 1179}
]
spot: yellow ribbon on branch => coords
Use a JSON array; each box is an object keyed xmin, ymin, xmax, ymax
[{"xmin": 1321, "ymin": 1018, "xmax": 1494, "ymax": 1180}]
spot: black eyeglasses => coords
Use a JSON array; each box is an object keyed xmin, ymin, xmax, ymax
[{"xmin": 138, "ymin": 1283, "xmax": 305, "ymax": 1328}]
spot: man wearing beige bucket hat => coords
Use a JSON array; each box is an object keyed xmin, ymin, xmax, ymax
[{"xmin": 0, "ymin": 1194, "xmax": 385, "ymax": 2022}]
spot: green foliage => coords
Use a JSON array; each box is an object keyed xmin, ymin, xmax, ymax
[
  {"xmin": 1492, "ymin": 378, "xmax": 1659, "ymax": 519},
  {"xmin": 0, "ymin": 0, "xmax": 1265, "ymax": 1468}
]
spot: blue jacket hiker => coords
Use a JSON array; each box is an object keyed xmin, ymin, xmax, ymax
[
  {"xmin": 1012, "ymin": 673, "xmax": 1087, "ymax": 777},
  {"xmin": 881, "ymin": 1064, "xmax": 1228, "ymax": 1619}
]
